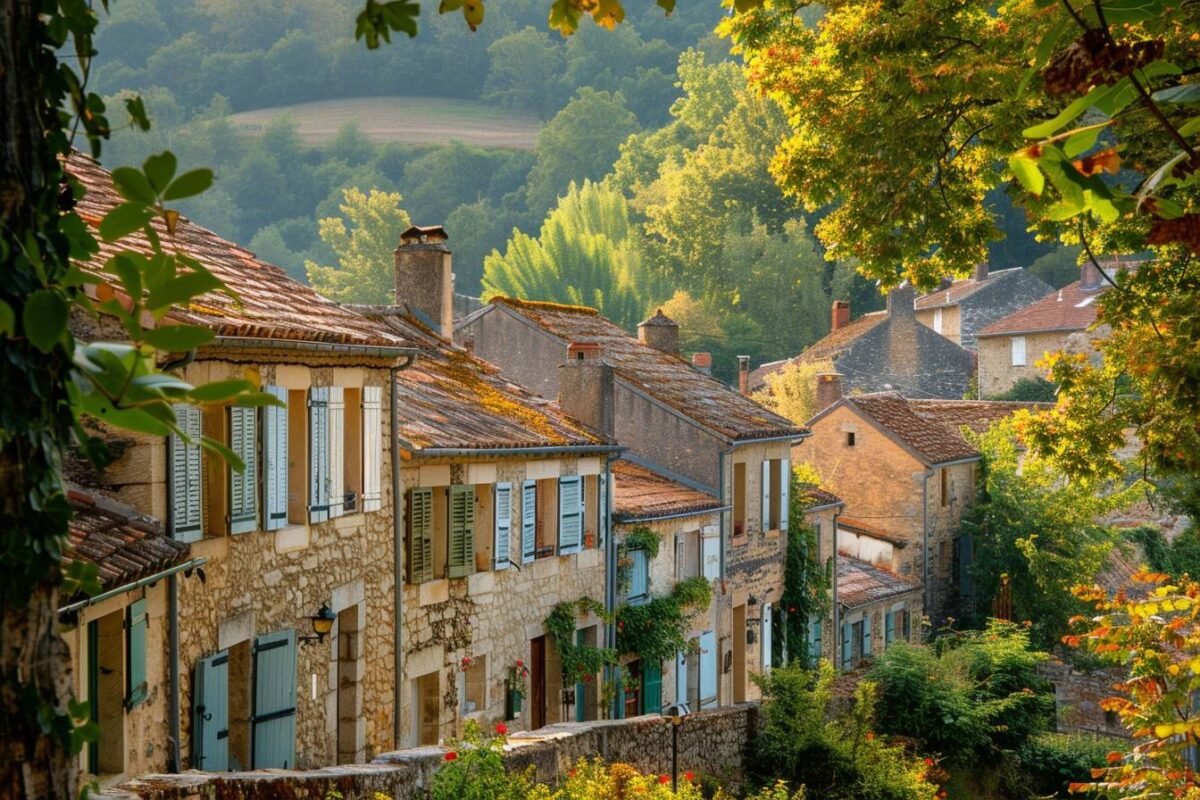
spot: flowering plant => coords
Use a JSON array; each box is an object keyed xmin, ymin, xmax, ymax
[
  {"xmin": 506, "ymin": 658, "xmax": 530, "ymax": 698},
  {"xmin": 538, "ymin": 758, "xmax": 703, "ymax": 800},
  {"xmin": 431, "ymin": 719, "xmax": 532, "ymax": 800}
]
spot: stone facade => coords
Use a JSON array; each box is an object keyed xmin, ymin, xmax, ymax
[
  {"xmin": 915, "ymin": 268, "xmax": 1053, "ymax": 351},
  {"xmin": 1038, "ymin": 661, "xmax": 1130, "ymax": 739},
  {"xmin": 977, "ymin": 328, "xmax": 1102, "ymax": 397}
]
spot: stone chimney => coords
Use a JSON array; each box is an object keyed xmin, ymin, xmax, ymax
[
  {"xmin": 692, "ymin": 352, "xmax": 712, "ymax": 375},
  {"xmin": 831, "ymin": 300, "xmax": 851, "ymax": 331},
  {"xmin": 1080, "ymin": 260, "xmax": 1102, "ymax": 291},
  {"xmin": 887, "ymin": 283, "xmax": 916, "ymax": 319},
  {"xmin": 394, "ymin": 224, "xmax": 454, "ymax": 339},
  {"xmin": 815, "ymin": 372, "xmax": 843, "ymax": 412},
  {"xmin": 638, "ymin": 309, "xmax": 680, "ymax": 355},
  {"xmin": 737, "ymin": 355, "xmax": 750, "ymax": 395},
  {"xmin": 559, "ymin": 342, "xmax": 614, "ymax": 437},
  {"xmin": 973, "ymin": 261, "xmax": 989, "ymax": 283}
]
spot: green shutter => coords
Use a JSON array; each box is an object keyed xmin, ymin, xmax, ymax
[
  {"xmin": 408, "ymin": 488, "xmax": 433, "ymax": 583},
  {"xmin": 229, "ymin": 405, "xmax": 258, "ymax": 534},
  {"xmin": 641, "ymin": 662, "xmax": 662, "ymax": 715},
  {"xmin": 126, "ymin": 598, "xmax": 148, "ymax": 708},
  {"xmin": 809, "ymin": 619, "xmax": 822, "ymax": 664},
  {"xmin": 252, "ymin": 630, "xmax": 297, "ymax": 769},
  {"xmin": 193, "ymin": 651, "xmax": 229, "ymax": 771},
  {"xmin": 448, "ymin": 485, "xmax": 476, "ymax": 579}
]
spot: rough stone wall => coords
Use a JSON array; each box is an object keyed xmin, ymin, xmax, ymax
[
  {"xmin": 977, "ymin": 329, "xmax": 1100, "ymax": 397},
  {"xmin": 833, "ymin": 314, "xmax": 976, "ymax": 400},
  {"xmin": 1038, "ymin": 661, "xmax": 1130, "ymax": 739},
  {"xmin": 915, "ymin": 304, "xmax": 962, "ymax": 346},
  {"xmin": 457, "ymin": 307, "xmax": 564, "ymax": 401},
  {"xmin": 923, "ymin": 461, "xmax": 977, "ymax": 628}
]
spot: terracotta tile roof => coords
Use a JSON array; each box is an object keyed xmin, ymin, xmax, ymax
[
  {"xmin": 489, "ymin": 297, "xmax": 807, "ymax": 442},
  {"xmin": 354, "ymin": 306, "xmax": 613, "ymax": 452},
  {"xmin": 612, "ymin": 460, "xmax": 724, "ymax": 521},
  {"xmin": 843, "ymin": 393, "xmax": 980, "ymax": 465},
  {"xmin": 905, "ymin": 399, "xmax": 1049, "ymax": 435},
  {"xmin": 977, "ymin": 281, "xmax": 1102, "ymax": 337},
  {"xmin": 749, "ymin": 311, "xmax": 886, "ymax": 389},
  {"xmin": 914, "ymin": 267, "xmax": 1023, "ymax": 310},
  {"xmin": 64, "ymin": 488, "xmax": 189, "ymax": 591},
  {"xmin": 796, "ymin": 484, "xmax": 843, "ymax": 511},
  {"xmin": 837, "ymin": 554, "xmax": 921, "ymax": 608},
  {"xmin": 838, "ymin": 517, "xmax": 909, "ymax": 547},
  {"xmin": 67, "ymin": 153, "xmax": 412, "ymax": 350}
]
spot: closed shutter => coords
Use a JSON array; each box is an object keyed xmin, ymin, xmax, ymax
[
  {"xmin": 598, "ymin": 471, "xmax": 608, "ymax": 547},
  {"xmin": 448, "ymin": 485, "xmax": 476, "ymax": 579},
  {"xmin": 760, "ymin": 602, "xmax": 772, "ymax": 672},
  {"xmin": 252, "ymin": 629, "xmax": 297, "ymax": 769},
  {"xmin": 126, "ymin": 598, "xmax": 148, "ymax": 708},
  {"xmin": 641, "ymin": 661, "xmax": 662, "ymax": 715},
  {"xmin": 841, "ymin": 623, "xmax": 852, "ymax": 670},
  {"xmin": 779, "ymin": 459, "xmax": 790, "ymax": 532},
  {"xmin": 169, "ymin": 404, "xmax": 203, "ymax": 542},
  {"xmin": 675, "ymin": 651, "xmax": 688, "ymax": 709},
  {"xmin": 558, "ymin": 476, "xmax": 582, "ymax": 554},
  {"xmin": 614, "ymin": 666, "xmax": 626, "ymax": 720},
  {"xmin": 408, "ymin": 488, "xmax": 434, "ymax": 583},
  {"xmin": 575, "ymin": 629, "xmax": 587, "ymax": 722},
  {"xmin": 885, "ymin": 611, "xmax": 895, "ymax": 646},
  {"xmin": 522, "ymin": 480, "xmax": 536, "ymax": 564},
  {"xmin": 1012, "ymin": 335, "xmax": 1027, "ymax": 366},
  {"xmin": 308, "ymin": 387, "xmax": 330, "ymax": 523},
  {"xmin": 699, "ymin": 631, "xmax": 717, "ymax": 708},
  {"xmin": 362, "ymin": 386, "xmax": 383, "ymax": 512},
  {"xmin": 193, "ymin": 651, "xmax": 229, "ymax": 771},
  {"xmin": 494, "ymin": 482, "xmax": 512, "ymax": 569},
  {"xmin": 809, "ymin": 619, "xmax": 822, "ymax": 664},
  {"xmin": 761, "ymin": 460, "xmax": 771, "ymax": 531},
  {"xmin": 903, "ymin": 608, "xmax": 911, "ymax": 640},
  {"xmin": 328, "ymin": 387, "xmax": 345, "ymax": 518},
  {"xmin": 261, "ymin": 386, "xmax": 288, "ymax": 532},
  {"xmin": 229, "ymin": 405, "xmax": 258, "ymax": 534},
  {"xmin": 862, "ymin": 615, "xmax": 872, "ymax": 657},
  {"xmin": 701, "ymin": 531, "xmax": 720, "ymax": 581},
  {"xmin": 629, "ymin": 549, "xmax": 649, "ymax": 601}
]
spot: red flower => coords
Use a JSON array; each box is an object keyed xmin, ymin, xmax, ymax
[
  {"xmin": 568, "ymin": 770, "xmax": 577, "ymax": 778},
  {"xmin": 516, "ymin": 659, "xmax": 524, "ymax": 667},
  {"xmin": 684, "ymin": 771, "xmax": 694, "ymax": 782},
  {"xmin": 445, "ymin": 751, "xmax": 458, "ymax": 761},
  {"xmin": 659, "ymin": 775, "xmax": 670, "ymax": 784},
  {"xmin": 923, "ymin": 757, "xmax": 934, "ymax": 767},
  {"xmin": 495, "ymin": 722, "xmax": 508, "ymax": 735}
]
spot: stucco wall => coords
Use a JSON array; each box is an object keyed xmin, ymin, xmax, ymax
[
  {"xmin": 915, "ymin": 304, "xmax": 962, "ymax": 346},
  {"xmin": 458, "ymin": 308, "xmax": 564, "ymax": 401},
  {"xmin": 977, "ymin": 329, "xmax": 1099, "ymax": 396}
]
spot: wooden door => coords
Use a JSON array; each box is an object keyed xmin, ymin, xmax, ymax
[{"xmin": 530, "ymin": 636, "xmax": 546, "ymax": 730}]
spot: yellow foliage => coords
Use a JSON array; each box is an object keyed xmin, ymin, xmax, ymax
[{"xmin": 751, "ymin": 358, "xmax": 834, "ymax": 427}]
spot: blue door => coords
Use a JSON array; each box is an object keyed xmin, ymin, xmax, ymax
[
  {"xmin": 194, "ymin": 651, "xmax": 230, "ymax": 771},
  {"xmin": 252, "ymin": 629, "xmax": 297, "ymax": 769}
]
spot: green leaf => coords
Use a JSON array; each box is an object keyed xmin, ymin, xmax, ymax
[
  {"xmin": 1153, "ymin": 84, "xmax": 1200, "ymax": 105},
  {"xmin": 23, "ymin": 290, "xmax": 68, "ymax": 353},
  {"xmin": 200, "ymin": 434, "xmax": 245, "ymax": 473},
  {"xmin": 142, "ymin": 151, "xmax": 177, "ymax": 192},
  {"xmin": 1180, "ymin": 117, "xmax": 1200, "ymax": 138},
  {"xmin": 145, "ymin": 270, "xmax": 223, "ymax": 312},
  {"xmin": 548, "ymin": 0, "xmax": 582, "ymax": 34},
  {"xmin": 162, "ymin": 169, "xmax": 214, "ymax": 201},
  {"xmin": 0, "ymin": 299, "xmax": 13, "ymax": 337},
  {"xmin": 124, "ymin": 96, "xmax": 151, "ymax": 132},
  {"xmin": 111, "ymin": 167, "xmax": 157, "ymax": 205},
  {"xmin": 1098, "ymin": 0, "xmax": 1163, "ymax": 24},
  {"xmin": 60, "ymin": 212, "xmax": 99, "ymax": 260},
  {"xmin": 1023, "ymin": 85, "xmax": 1111, "ymax": 139},
  {"xmin": 188, "ymin": 378, "xmax": 255, "ymax": 403},
  {"xmin": 129, "ymin": 373, "xmax": 195, "ymax": 393},
  {"xmin": 1063, "ymin": 127, "xmax": 1103, "ymax": 158},
  {"xmin": 77, "ymin": 391, "xmax": 175, "ymax": 436},
  {"xmin": 105, "ymin": 253, "xmax": 144, "ymax": 299},
  {"xmin": 1008, "ymin": 155, "xmax": 1045, "ymax": 196},
  {"xmin": 656, "ymin": 0, "xmax": 675, "ymax": 12},
  {"xmin": 98, "ymin": 202, "xmax": 153, "ymax": 242},
  {"xmin": 141, "ymin": 325, "xmax": 215, "ymax": 351}
]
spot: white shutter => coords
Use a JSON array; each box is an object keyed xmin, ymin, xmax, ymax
[
  {"xmin": 598, "ymin": 470, "xmax": 608, "ymax": 548},
  {"xmin": 169, "ymin": 404, "xmax": 203, "ymax": 542},
  {"xmin": 558, "ymin": 476, "xmax": 582, "ymax": 554},
  {"xmin": 780, "ymin": 458, "xmax": 790, "ymax": 533},
  {"xmin": 675, "ymin": 651, "xmax": 688, "ymax": 710},
  {"xmin": 494, "ymin": 482, "xmax": 512, "ymax": 569},
  {"xmin": 761, "ymin": 602, "xmax": 773, "ymax": 672},
  {"xmin": 309, "ymin": 387, "xmax": 330, "ymax": 524},
  {"xmin": 933, "ymin": 307, "xmax": 943, "ymax": 334},
  {"xmin": 761, "ymin": 460, "xmax": 772, "ymax": 531},
  {"xmin": 362, "ymin": 386, "xmax": 383, "ymax": 512},
  {"xmin": 522, "ymin": 480, "xmax": 537, "ymax": 563},
  {"xmin": 261, "ymin": 385, "xmax": 288, "ymax": 531},
  {"xmin": 229, "ymin": 405, "xmax": 258, "ymax": 534},
  {"xmin": 701, "ymin": 529, "xmax": 720, "ymax": 581},
  {"xmin": 1012, "ymin": 335, "xmax": 1027, "ymax": 366},
  {"xmin": 328, "ymin": 387, "xmax": 345, "ymax": 518}
]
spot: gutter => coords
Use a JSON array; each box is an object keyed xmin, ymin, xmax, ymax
[
  {"xmin": 604, "ymin": 454, "xmax": 618, "ymax": 718},
  {"xmin": 57, "ymin": 557, "xmax": 208, "ymax": 616},
  {"xmin": 931, "ymin": 456, "xmax": 982, "ymax": 469},
  {"xmin": 730, "ymin": 432, "xmax": 810, "ymax": 447},
  {"xmin": 408, "ymin": 444, "xmax": 625, "ymax": 458},
  {"xmin": 206, "ymin": 335, "xmax": 420, "ymax": 360},
  {"xmin": 391, "ymin": 356, "xmax": 418, "ymax": 748},
  {"xmin": 613, "ymin": 504, "xmax": 731, "ymax": 525}
]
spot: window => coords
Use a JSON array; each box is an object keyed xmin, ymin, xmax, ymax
[
  {"xmin": 461, "ymin": 654, "xmax": 487, "ymax": 715},
  {"xmin": 407, "ymin": 488, "xmax": 434, "ymax": 583},
  {"xmin": 676, "ymin": 529, "xmax": 700, "ymax": 580},
  {"xmin": 448, "ymin": 485, "xmax": 476, "ymax": 579},
  {"xmin": 846, "ymin": 431, "xmax": 856, "ymax": 447},
  {"xmin": 733, "ymin": 462, "xmax": 747, "ymax": 539},
  {"xmin": 521, "ymin": 480, "xmax": 537, "ymax": 564},
  {"xmin": 760, "ymin": 458, "xmax": 790, "ymax": 532},
  {"xmin": 627, "ymin": 548, "xmax": 649, "ymax": 602},
  {"xmin": 169, "ymin": 404, "xmax": 204, "ymax": 542},
  {"xmin": 1012, "ymin": 335, "xmax": 1027, "ymax": 366},
  {"xmin": 87, "ymin": 609, "xmax": 126, "ymax": 774},
  {"xmin": 808, "ymin": 618, "xmax": 823, "ymax": 664},
  {"xmin": 558, "ymin": 476, "xmax": 582, "ymax": 555},
  {"xmin": 841, "ymin": 616, "xmax": 871, "ymax": 670},
  {"xmin": 933, "ymin": 307, "xmax": 943, "ymax": 334},
  {"xmin": 535, "ymin": 478, "xmax": 558, "ymax": 557},
  {"xmin": 494, "ymin": 483, "xmax": 512, "ymax": 569},
  {"xmin": 940, "ymin": 468, "xmax": 949, "ymax": 507}
]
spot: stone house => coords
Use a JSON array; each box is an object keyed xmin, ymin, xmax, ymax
[
  {"xmin": 913, "ymin": 264, "xmax": 1052, "ymax": 351},
  {"xmin": 833, "ymin": 557, "xmax": 923, "ymax": 671},
  {"xmin": 750, "ymin": 286, "xmax": 977, "ymax": 399},
  {"xmin": 455, "ymin": 302, "xmax": 808, "ymax": 708}
]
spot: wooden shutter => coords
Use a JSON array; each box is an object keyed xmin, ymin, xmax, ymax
[
  {"xmin": 448, "ymin": 485, "xmax": 476, "ymax": 579},
  {"xmin": 699, "ymin": 630, "xmax": 717, "ymax": 708},
  {"xmin": 169, "ymin": 404, "xmax": 203, "ymax": 542},
  {"xmin": 885, "ymin": 611, "xmax": 895, "ymax": 646},
  {"xmin": 761, "ymin": 460, "xmax": 771, "ymax": 531},
  {"xmin": 809, "ymin": 619, "xmax": 822, "ymax": 664},
  {"xmin": 841, "ymin": 623, "xmax": 852, "ymax": 670},
  {"xmin": 862, "ymin": 615, "xmax": 872, "ymax": 657},
  {"xmin": 193, "ymin": 650, "xmax": 229, "ymax": 771},
  {"xmin": 779, "ymin": 459, "xmax": 790, "ymax": 532},
  {"xmin": 675, "ymin": 651, "xmax": 688, "ymax": 709},
  {"xmin": 229, "ymin": 405, "xmax": 258, "ymax": 534},
  {"xmin": 252, "ymin": 630, "xmax": 297, "ymax": 769},
  {"xmin": 1012, "ymin": 335, "xmax": 1027, "ymax": 366},
  {"xmin": 126, "ymin": 598, "xmax": 148, "ymax": 708},
  {"xmin": 761, "ymin": 602, "xmax": 773, "ymax": 672},
  {"xmin": 328, "ymin": 387, "xmax": 345, "ymax": 518},
  {"xmin": 362, "ymin": 386, "xmax": 383, "ymax": 512},
  {"xmin": 522, "ymin": 480, "xmax": 537, "ymax": 564},
  {"xmin": 558, "ymin": 476, "xmax": 582, "ymax": 554},
  {"xmin": 598, "ymin": 471, "xmax": 608, "ymax": 548},
  {"xmin": 629, "ymin": 549, "xmax": 649, "ymax": 601},
  {"xmin": 408, "ymin": 488, "xmax": 434, "ymax": 584},
  {"xmin": 641, "ymin": 661, "xmax": 662, "ymax": 715},
  {"xmin": 494, "ymin": 482, "xmax": 512, "ymax": 569},
  {"xmin": 308, "ymin": 387, "xmax": 330, "ymax": 523},
  {"xmin": 261, "ymin": 386, "xmax": 288, "ymax": 532}
]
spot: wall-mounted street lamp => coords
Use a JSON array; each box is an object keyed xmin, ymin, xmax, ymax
[{"xmin": 299, "ymin": 604, "xmax": 336, "ymax": 646}]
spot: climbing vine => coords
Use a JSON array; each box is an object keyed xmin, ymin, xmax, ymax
[
  {"xmin": 545, "ymin": 598, "xmax": 616, "ymax": 684},
  {"xmin": 780, "ymin": 474, "xmax": 833, "ymax": 667},
  {"xmin": 616, "ymin": 526, "xmax": 661, "ymax": 597},
  {"xmin": 616, "ymin": 577, "xmax": 712, "ymax": 666}
]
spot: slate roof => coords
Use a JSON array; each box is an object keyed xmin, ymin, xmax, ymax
[
  {"xmin": 843, "ymin": 393, "xmax": 980, "ymax": 465},
  {"xmin": 486, "ymin": 298, "xmax": 807, "ymax": 442},
  {"xmin": 749, "ymin": 311, "xmax": 888, "ymax": 390},
  {"xmin": 353, "ymin": 306, "xmax": 614, "ymax": 452},
  {"xmin": 977, "ymin": 280, "xmax": 1102, "ymax": 337},
  {"xmin": 837, "ymin": 554, "xmax": 921, "ymax": 608},
  {"xmin": 796, "ymin": 484, "xmax": 844, "ymax": 512},
  {"xmin": 914, "ymin": 267, "xmax": 1024, "ymax": 310},
  {"xmin": 67, "ymin": 153, "xmax": 412, "ymax": 350},
  {"xmin": 64, "ymin": 488, "xmax": 189, "ymax": 591},
  {"xmin": 839, "ymin": 517, "xmax": 909, "ymax": 547},
  {"xmin": 612, "ymin": 460, "xmax": 724, "ymax": 522}
]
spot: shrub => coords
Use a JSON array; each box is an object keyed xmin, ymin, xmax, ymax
[
  {"xmin": 430, "ymin": 720, "xmax": 532, "ymax": 800},
  {"xmin": 1018, "ymin": 733, "xmax": 1126, "ymax": 798},
  {"xmin": 988, "ymin": 377, "xmax": 1057, "ymax": 402},
  {"xmin": 528, "ymin": 758, "xmax": 704, "ymax": 800}
]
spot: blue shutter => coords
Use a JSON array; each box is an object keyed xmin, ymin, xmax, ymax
[
  {"xmin": 522, "ymin": 480, "xmax": 537, "ymax": 563},
  {"xmin": 126, "ymin": 598, "xmax": 148, "ymax": 708},
  {"xmin": 494, "ymin": 483, "xmax": 512, "ymax": 569},
  {"xmin": 169, "ymin": 404, "xmax": 203, "ymax": 542},
  {"xmin": 229, "ymin": 405, "xmax": 258, "ymax": 534},
  {"xmin": 261, "ymin": 386, "xmax": 288, "ymax": 531},
  {"xmin": 361, "ymin": 386, "xmax": 383, "ymax": 512},
  {"xmin": 327, "ymin": 387, "xmax": 346, "ymax": 518},
  {"xmin": 809, "ymin": 619, "xmax": 822, "ymax": 664},
  {"xmin": 628, "ymin": 549, "xmax": 649, "ymax": 601},
  {"xmin": 699, "ymin": 630, "xmax": 717, "ymax": 708},
  {"xmin": 575, "ymin": 629, "xmax": 587, "ymax": 722},
  {"xmin": 308, "ymin": 387, "xmax": 330, "ymax": 524},
  {"xmin": 448, "ymin": 485, "xmax": 476, "ymax": 579},
  {"xmin": 885, "ymin": 612, "xmax": 895, "ymax": 647},
  {"xmin": 761, "ymin": 460, "xmax": 771, "ymax": 531},
  {"xmin": 598, "ymin": 471, "xmax": 608, "ymax": 548},
  {"xmin": 252, "ymin": 630, "xmax": 297, "ymax": 769},
  {"xmin": 760, "ymin": 602, "xmax": 773, "ymax": 672},
  {"xmin": 862, "ymin": 615, "xmax": 872, "ymax": 657},
  {"xmin": 675, "ymin": 651, "xmax": 688, "ymax": 709},
  {"xmin": 641, "ymin": 662, "xmax": 663, "ymax": 715},
  {"xmin": 614, "ymin": 667, "xmax": 626, "ymax": 720},
  {"xmin": 780, "ymin": 459, "xmax": 790, "ymax": 532},
  {"xmin": 558, "ymin": 476, "xmax": 582, "ymax": 554},
  {"xmin": 841, "ymin": 623, "xmax": 852, "ymax": 671},
  {"xmin": 193, "ymin": 651, "xmax": 229, "ymax": 771}
]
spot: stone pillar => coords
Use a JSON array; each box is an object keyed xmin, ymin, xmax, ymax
[
  {"xmin": 887, "ymin": 283, "xmax": 916, "ymax": 319},
  {"xmin": 973, "ymin": 261, "xmax": 989, "ymax": 282}
]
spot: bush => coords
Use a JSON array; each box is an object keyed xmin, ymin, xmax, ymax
[
  {"xmin": 988, "ymin": 377, "xmax": 1057, "ymax": 402},
  {"xmin": 431, "ymin": 720, "xmax": 532, "ymax": 800},
  {"xmin": 1018, "ymin": 733, "xmax": 1126, "ymax": 798}
]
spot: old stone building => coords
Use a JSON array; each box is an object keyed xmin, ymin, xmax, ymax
[
  {"xmin": 751, "ymin": 286, "xmax": 977, "ymax": 399},
  {"xmin": 913, "ymin": 264, "xmax": 1052, "ymax": 351}
]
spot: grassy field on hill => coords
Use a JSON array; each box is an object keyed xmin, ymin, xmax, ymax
[{"xmin": 228, "ymin": 96, "xmax": 542, "ymax": 149}]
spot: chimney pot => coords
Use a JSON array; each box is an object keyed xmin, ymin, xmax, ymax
[
  {"xmin": 638, "ymin": 309, "xmax": 680, "ymax": 355},
  {"xmin": 815, "ymin": 372, "xmax": 843, "ymax": 413},
  {"xmin": 831, "ymin": 300, "xmax": 851, "ymax": 331},
  {"xmin": 394, "ymin": 224, "xmax": 454, "ymax": 338},
  {"xmin": 737, "ymin": 355, "xmax": 750, "ymax": 395},
  {"xmin": 973, "ymin": 261, "xmax": 989, "ymax": 283},
  {"xmin": 692, "ymin": 352, "xmax": 713, "ymax": 375}
]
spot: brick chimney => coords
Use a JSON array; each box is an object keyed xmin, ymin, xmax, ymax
[
  {"xmin": 394, "ymin": 224, "xmax": 454, "ymax": 339},
  {"xmin": 737, "ymin": 355, "xmax": 750, "ymax": 395},
  {"xmin": 1080, "ymin": 260, "xmax": 1102, "ymax": 291},
  {"xmin": 831, "ymin": 300, "xmax": 851, "ymax": 331},
  {"xmin": 692, "ymin": 352, "xmax": 712, "ymax": 375},
  {"xmin": 815, "ymin": 372, "xmax": 843, "ymax": 412},
  {"xmin": 559, "ymin": 343, "xmax": 614, "ymax": 437},
  {"xmin": 638, "ymin": 309, "xmax": 680, "ymax": 355},
  {"xmin": 973, "ymin": 261, "xmax": 989, "ymax": 282},
  {"xmin": 887, "ymin": 283, "xmax": 916, "ymax": 319}
]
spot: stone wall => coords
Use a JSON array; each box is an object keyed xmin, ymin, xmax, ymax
[
  {"xmin": 977, "ymin": 327, "xmax": 1103, "ymax": 397},
  {"xmin": 1038, "ymin": 661, "xmax": 1130, "ymax": 739},
  {"xmin": 833, "ymin": 311, "xmax": 976, "ymax": 400}
]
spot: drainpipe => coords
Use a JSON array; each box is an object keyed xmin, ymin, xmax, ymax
[
  {"xmin": 390, "ymin": 356, "xmax": 416, "ymax": 747},
  {"xmin": 922, "ymin": 469, "xmax": 934, "ymax": 634},
  {"xmin": 604, "ymin": 454, "xmax": 618, "ymax": 719},
  {"xmin": 830, "ymin": 507, "xmax": 840, "ymax": 667},
  {"xmin": 168, "ymin": 572, "xmax": 180, "ymax": 773}
]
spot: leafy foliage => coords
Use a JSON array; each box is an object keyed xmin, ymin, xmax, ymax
[
  {"xmin": 305, "ymin": 187, "xmax": 412, "ymax": 304},
  {"xmin": 616, "ymin": 577, "xmax": 712, "ymax": 666},
  {"xmin": 545, "ymin": 598, "xmax": 617, "ymax": 686},
  {"xmin": 1017, "ymin": 732, "xmax": 1126, "ymax": 798},
  {"xmin": 779, "ymin": 468, "xmax": 833, "ymax": 668},
  {"xmin": 753, "ymin": 359, "xmax": 835, "ymax": 427},
  {"xmin": 986, "ymin": 377, "xmax": 1058, "ymax": 403},
  {"xmin": 431, "ymin": 720, "xmax": 533, "ymax": 800}
]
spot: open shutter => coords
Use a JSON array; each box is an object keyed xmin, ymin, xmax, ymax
[
  {"xmin": 628, "ymin": 549, "xmax": 649, "ymax": 601},
  {"xmin": 261, "ymin": 386, "xmax": 288, "ymax": 532},
  {"xmin": 522, "ymin": 481, "xmax": 537, "ymax": 564},
  {"xmin": 809, "ymin": 619, "xmax": 822, "ymax": 664},
  {"xmin": 193, "ymin": 651, "xmax": 229, "ymax": 771},
  {"xmin": 558, "ymin": 476, "xmax": 582, "ymax": 554},
  {"xmin": 779, "ymin": 459, "xmax": 790, "ymax": 532},
  {"xmin": 126, "ymin": 598, "xmax": 148, "ymax": 708},
  {"xmin": 308, "ymin": 387, "xmax": 330, "ymax": 524},
  {"xmin": 841, "ymin": 623, "xmax": 852, "ymax": 670},
  {"xmin": 902, "ymin": 607, "xmax": 911, "ymax": 640},
  {"xmin": 885, "ymin": 612, "xmax": 895, "ymax": 646},
  {"xmin": 761, "ymin": 602, "xmax": 773, "ymax": 672},
  {"xmin": 448, "ymin": 485, "xmax": 476, "ymax": 579},
  {"xmin": 675, "ymin": 651, "xmax": 688, "ymax": 709},
  {"xmin": 761, "ymin": 460, "xmax": 771, "ymax": 531},
  {"xmin": 169, "ymin": 404, "xmax": 203, "ymax": 542},
  {"xmin": 229, "ymin": 406, "xmax": 258, "ymax": 534},
  {"xmin": 862, "ymin": 615, "xmax": 872, "ymax": 657},
  {"xmin": 699, "ymin": 631, "xmax": 717, "ymax": 708},
  {"xmin": 641, "ymin": 661, "xmax": 662, "ymax": 715},
  {"xmin": 328, "ymin": 387, "xmax": 345, "ymax": 518},
  {"xmin": 494, "ymin": 483, "xmax": 512, "ymax": 569},
  {"xmin": 252, "ymin": 630, "xmax": 297, "ymax": 769},
  {"xmin": 408, "ymin": 488, "xmax": 433, "ymax": 583},
  {"xmin": 614, "ymin": 666, "xmax": 626, "ymax": 720},
  {"xmin": 362, "ymin": 386, "xmax": 383, "ymax": 512},
  {"xmin": 598, "ymin": 471, "xmax": 608, "ymax": 548}
]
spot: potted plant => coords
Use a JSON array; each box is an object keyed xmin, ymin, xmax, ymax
[{"xmin": 505, "ymin": 659, "xmax": 529, "ymax": 720}]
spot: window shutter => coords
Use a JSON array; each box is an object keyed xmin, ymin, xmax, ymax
[
  {"xmin": 193, "ymin": 650, "xmax": 229, "ymax": 771},
  {"xmin": 261, "ymin": 386, "xmax": 288, "ymax": 532},
  {"xmin": 841, "ymin": 623, "xmax": 852, "ymax": 670},
  {"xmin": 641, "ymin": 661, "xmax": 662, "ymax": 714},
  {"xmin": 558, "ymin": 476, "xmax": 582, "ymax": 554},
  {"xmin": 494, "ymin": 482, "xmax": 512, "ymax": 569},
  {"xmin": 126, "ymin": 598, "xmax": 148, "ymax": 708},
  {"xmin": 675, "ymin": 651, "xmax": 688, "ymax": 709},
  {"xmin": 598, "ymin": 471, "xmax": 608, "ymax": 548},
  {"xmin": 169, "ymin": 405, "xmax": 204, "ymax": 542},
  {"xmin": 761, "ymin": 460, "xmax": 771, "ymax": 531},
  {"xmin": 362, "ymin": 386, "xmax": 383, "ymax": 512},
  {"xmin": 614, "ymin": 666, "xmax": 626, "ymax": 720},
  {"xmin": 629, "ymin": 549, "xmax": 649, "ymax": 601},
  {"xmin": 229, "ymin": 405, "xmax": 258, "ymax": 534},
  {"xmin": 902, "ymin": 607, "xmax": 911, "ymax": 640},
  {"xmin": 761, "ymin": 602, "xmax": 773, "ymax": 672},
  {"xmin": 1012, "ymin": 335, "xmax": 1026, "ymax": 366},
  {"xmin": 699, "ymin": 630, "xmax": 717, "ymax": 708},
  {"xmin": 522, "ymin": 480, "xmax": 537, "ymax": 564},
  {"xmin": 779, "ymin": 459, "xmax": 790, "ymax": 532},
  {"xmin": 809, "ymin": 619, "xmax": 822, "ymax": 664},
  {"xmin": 448, "ymin": 485, "xmax": 476, "ymax": 579},
  {"xmin": 408, "ymin": 488, "xmax": 434, "ymax": 583},
  {"xmin": 308, "ymin": 387, "xmax": 330, "ymax": 523},
  {"xmin": 933, "ymin": 307, "xmax": 943, "ymax": 334},
  {"xmin": 885, "ymin": 611, "xmax": 895, "ymax": 646},
  {"xmin": 862, "ymin": 615, "xmax": 872, "ymax": 657},
  {"xmin": 252, "ymin": 630, "xmax": 297, "ymax": 769},
  {"xmin": 701, "ymin": 531, "xmax": 720, "ymax": 581},
  {"xmin": 327, "ymin": 387, "xmax": 345, "ymax": 518}
]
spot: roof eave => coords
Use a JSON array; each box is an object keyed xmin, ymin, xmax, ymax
[
  {"xmin": 613, "ymin": 504, "xmax": 730, "ymax": 524},
  {"xmin": 206, "ymin": 335, "xmax": 419, "ymax": 360},
  {"xmin": 403, "ymin": 443, "xmax": 626, "ymax": 458}
]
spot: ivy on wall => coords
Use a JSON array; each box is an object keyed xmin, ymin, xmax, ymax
[
  {"xmin": 545, "ymin": 597, "xmax": 616, "ymax": 684},
  {"xmin": 616, "ymin": 526, "xmax": 661, "ymax": 597},
  {"xmin": 779, "ymin": 471, "xmax": 833, "ymax": 667},
  {"xmin": 616, "ymin": 577, "xmax": 712, "ymax": 666}
]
